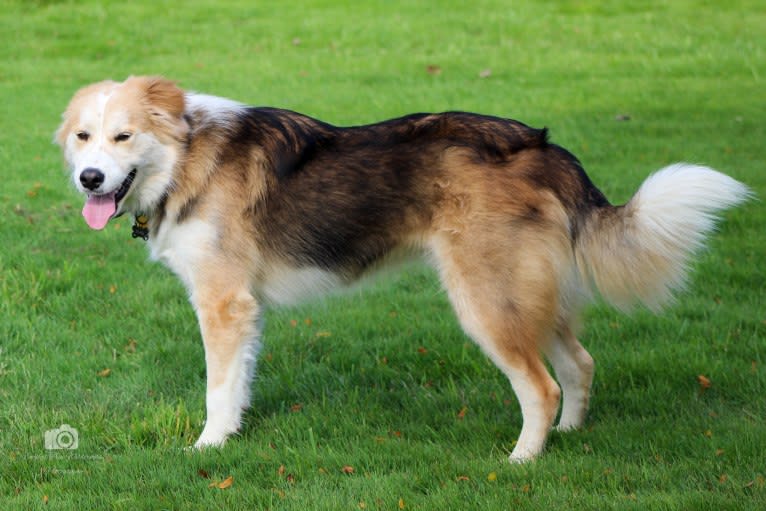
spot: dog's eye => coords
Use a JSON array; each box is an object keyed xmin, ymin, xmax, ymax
[
  {"xmin": 114, "ymin": 132, "xmax": 132, "ymax": 143},
  {"xmin": 76, "ymin": 131, "xmax": 90, "ymax": 142}
]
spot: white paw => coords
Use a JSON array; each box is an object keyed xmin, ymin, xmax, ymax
[
  {"xmin": 508, "ymin": 444, "xmax": 540, "ymax": 463},
  {"xmin": 555, "ymin": 422, "xmax": 580, "ymax": 433},
  {"xmin": 193, "ymin": 425, "xmax": 231, "ymax": 449}
]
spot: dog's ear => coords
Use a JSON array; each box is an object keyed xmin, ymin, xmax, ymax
[
  {"xmin": 128, "ymin": 76, "xmax": 188, "ymax": 141},
  {"xmin": 141, "ymin": 76, "xmax": 186, "ymax": 119}
]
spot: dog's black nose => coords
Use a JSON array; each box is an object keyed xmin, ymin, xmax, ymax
[{"xmin": 80, "ymin": 168, "xmax": 105, "ymax": 191}]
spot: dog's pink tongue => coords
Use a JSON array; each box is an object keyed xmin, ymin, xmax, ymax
[{"xmin": 82, "ymin": 193, "xmax": 117, "ymax": 230}]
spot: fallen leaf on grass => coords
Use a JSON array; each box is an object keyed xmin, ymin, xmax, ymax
[
  {"xmin": 43, "ymin": 495, "xmax": 48, "ymax": 505},
  {"xmin": 290, "ymin": 403, "xmax": 303, "ymax": 413},
  {"xmin": 456, "ymin": 475, "xmax": 470, "ymax": 482},
  {"xmin": 218, "ymin": 475, "xmax": 234, "ymax": 489},
  {"xmin": 27, "ymin": 182, "xmax": 43, "ymax": 198},
  {"xmin": 398, "ymin": 497, "xmax": 406, "ymax": 509},
  {"xmin": 97, "ymin": 368, "xmax": 111, "ymax": 378},
  {"xmin": 342, "ymin": 465, "xmax": 355, "ymax": 474},
  {"xmin": 278, "ymin": 465, "xmax": 286, "ymax": 476},
  {"xmin": 697, "ymin": 375, "xmax": 712, "ymax": 390},
  {"xmin": 426, "ymin": 65, "xmax": 442, "ymax": 75},
  {"xmin": 197, "ymin": 468, "xmax": 210, "ymax": 479},
  {"xmin": 487, "ymin": 472, "xmax": 497, "ymax": 482},
  {"xmin": 457, "ymin": 406, "xmax": 467, "ymax": 420}
]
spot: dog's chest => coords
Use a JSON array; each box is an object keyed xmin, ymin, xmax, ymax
[{"xmin": 148, "ymin": 219, "xmax": 217, "ymax": 291}]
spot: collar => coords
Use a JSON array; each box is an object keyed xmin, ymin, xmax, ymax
[{"xmin": 131, "ymin": 213, "xmax": 150, "ymax": 241}]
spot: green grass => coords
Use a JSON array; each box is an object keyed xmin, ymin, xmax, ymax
[{"xmin": 1, "ymin": 0, "xmax": 765, "ymax": 509}]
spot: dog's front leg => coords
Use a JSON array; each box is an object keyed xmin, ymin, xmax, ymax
[{"xmin": 191, "ymin": 285, "xmax": 261, "ymax": 448}]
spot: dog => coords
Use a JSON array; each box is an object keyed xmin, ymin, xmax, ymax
[{"xmin": 55, "ymin": 76, "xmax": 750, "ymax": 462}]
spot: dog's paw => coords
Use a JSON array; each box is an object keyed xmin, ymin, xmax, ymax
[
  {"xmin": 193, "ymin": 428, "xmax": 229, "ymax": 449},
  {"xmin": 508, "ymin": 445, "xmax": 539, "ymax": 464},
  {"xmin": 554, "ymin": 423, "xmax": 580, "ymax": 433}
]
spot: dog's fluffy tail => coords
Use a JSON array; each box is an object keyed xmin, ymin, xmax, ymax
[{"xmin": 575, "ymin": 163, "xmax": 752, "ymax": 311}]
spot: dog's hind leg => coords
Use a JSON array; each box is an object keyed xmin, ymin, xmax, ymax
[
  {"xmin": 430, "ymin": 233, "xmax": 563, "ymax": 462},
  {"xmin": 545, "ymin": 322, "xmax": 594, "ymax": 431},
  {"xmin": 191, "ymin": 281, "xmax": 261, "ymax": 448}
]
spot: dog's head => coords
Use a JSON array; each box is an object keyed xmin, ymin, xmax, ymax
[{"xmin": 56, "ymin": 76, "xmax": 189, "ymax": 229}]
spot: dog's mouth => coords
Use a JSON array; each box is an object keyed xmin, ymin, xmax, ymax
[{"xmin": 82, "ymin": 169, "xmax": 137, "ymax": 230}]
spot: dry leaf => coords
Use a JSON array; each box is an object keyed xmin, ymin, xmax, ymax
[
  {"xmin": 697, "ymin": 375, "xmax": 712, "ymax": 390},
  {"xmin": 704, "ymin": 429, "xmax": 713, "ymax": 438},
  {"xmin": 109, "ymin": 285, "xmax": 117, "ymax": 294},
  {"xmin": 715, "ymin": 449, "xmax": 725, "ymax": 456},
  {"xmin": 487, "ymin": 472, "xmax": 497, "ymax": 482},
  {"xmin": 97, "ymin": 368, "xmax": 111, "ymax": 378},
  {"xmin": 43, "ymin": 495, "xmax": 49, "ymax": 505},
  {"xmin": 426, "ymin": 65, "xmax": 442, "ymax": 75},
  {"xmin": 359, "ymin": 501, "xmax": 367, "ymax": 509},
  {"xmin": 290, "ymin": 319, "xmax": 298, "ymax": 328},
  {"xmin": 197, "ymin": 468, "xmax": 210, "ymax": 479},
  {"xmin": 286, "ymin": 473, "xmax": 295, "ymax": 484},
  {"xmin": 217, "ymin": 475, "xmax": 234, "ymax": 489},
  {"xmin": 398, "ymin": 498, "xmax": 406, "ymax": 509},
  {"xmin": 417, "ymin": 347, "xmax": 428, "ymax": 354},
  {"xmin": 457, "ymin": 406, "xmax": 467, "ymax": 420},
  {"xmin": 290, "ymin": 403, "xmax": 303, "ymax": 413},
  {"xmin": 342, "ymin": 465, "xmax": 355, "ymax": 474},
  {"xmin": 315, "ymin": 331, "xmax": 331, "ymax": 338},
  {"xmin": 456, "ymin": 475, "xmax": 470, "ymax": 481},
  {"xmin": 125, "ymin": 339, "xmax": 138, "ymax": 353},
  {"xmin": 719, "ymin": 474, "xmax": 728, "ymax": 484},
  {"xmin": 278, "ymin": 465, "xmax": 285, "ymax": 476}
]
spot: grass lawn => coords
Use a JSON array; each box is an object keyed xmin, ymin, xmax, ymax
[{"xmin": 1, "ymin": 0, "xmax": 765, "ymax": 509}]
